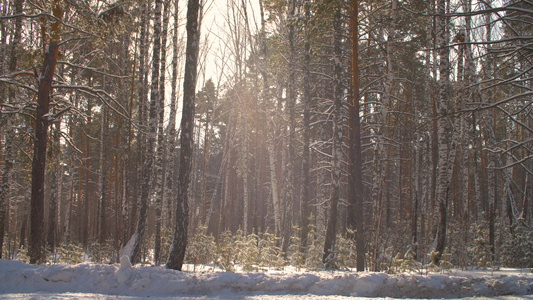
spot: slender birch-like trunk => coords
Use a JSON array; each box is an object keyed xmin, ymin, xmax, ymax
[
  {"xmin": 154, "ymin": 0, "xmax": 171, "ymax": 266},
  {"xmin": 126, "ymin": 0, "xmax": 163, "ymax": 265},
  {"xmin": 434, "ymin": 0, "xmax": 455, "ymax": 264},
  {"xmin": 165, "ymin": 0, "xmax": 181, "ymax": 229},
  {"xmin": 166, "ymin": 0, "xmax": 201, "ymax": 271}
]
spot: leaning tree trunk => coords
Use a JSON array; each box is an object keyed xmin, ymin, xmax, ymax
[
  {"xmin": 29, "ymin": 0, "xmax": 63, "ymax": 264},
  {"xmin": 166, "ymin": 0, "xmax": 201, "ymax": 271}
]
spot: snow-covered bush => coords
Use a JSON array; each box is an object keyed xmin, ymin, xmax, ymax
[
  {"xmin": 500, "ymin": 220, "xmax": 533, "ymax": 268},
  {"xmin": 468, "ymin": 222, "xmax": 493, "ymax": 269},
  {"xmin": 55, "ymin": 243, "xmax": 84, "ymax": 265},
  {"xmin": 185, "ymin": 225, "xmax": 216, "ymax": 268},
  {"xmin": 15, "ymin": 246, "xmax": 30, "ymax": 263},
  {"xmin": 287, "ymin": 227, "xmax": 305, "ymax": 269},
  {"xmin": 335, "ymin": 232, "xmax": 357, "ymax": 270},
  {"xmin": 215, "ymin": 230, "xmax": 236, "ymax": 272},
  {"xmin": 88, "ymin": 239, "xmax": 116, "ymax": 263},
  {"xmin": 234, "ymin": 229, "xmax": 260, "ymax": 271},
  {"xmin": 258, "ymin": 231, "xmax": 285, "ymax": 269},
  {"xmin": 305, "ymin": 224, "xmax": 324, "ymax": 270}
]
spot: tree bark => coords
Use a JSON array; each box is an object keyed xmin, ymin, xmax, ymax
[
  {"xmin": 166, "ymin": 0, "xmax": 201, "ymax": 271},
  {"xmin": 47, "ymin": 124, "xmax": 61, "ymax": 252},
  {"xmin": 0, "ymin": 0, "xmax": 24, "ymax": 259},
  {"xmin": 29, "ymin": 0, "xmax": 63, "ymax": 264},
  {"xmin": 299, "ymin": 0, "xmax": 311, "ymax": 254},
  {"xmin": 154, "ymin": 0, "xmax": 171, "ymax": 266},
  {"xmin": 323, "ymin": 3, "xmax": 343, "ymax": 270},
  {"xmin": 126, "ymin": 0, "xmax": 163, "ymax": 265},
  {"xmin": 348, "ymin": 0, "xmax": 366, "ymax": 272},
  {"xmin": 434, "ymin": 0, "xmax": 455, "ymax": 264}
]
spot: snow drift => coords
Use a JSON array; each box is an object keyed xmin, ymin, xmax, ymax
[{"xmin": 0, "ymin": 259, "xmax": 532, "ymax": 298}]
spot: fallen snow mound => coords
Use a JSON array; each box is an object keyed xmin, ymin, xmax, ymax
[{"xmin": 1, "ymin": 259, "xmax": 532, "ymax": 298}]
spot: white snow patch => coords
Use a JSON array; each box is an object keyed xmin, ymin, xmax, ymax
[
  {"xmin": 115, "ymin": 256, "xmax": 132, "ymax": 284},
  {"xmin": 1, "ymin": 259, "xmax": 532, "ymax": 299},
  {"xmin": 120, "ymin": 232, "xmax": 137, "ymax": 259}
]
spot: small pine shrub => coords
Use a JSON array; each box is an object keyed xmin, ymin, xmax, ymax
[
  {"xmin": 425, "ymin": 249, "xmax": 441, "ymax": 273},
  {"xmin": 186, "ymin": 225, "xmax": 216, "ymax": 268},
  {"xmin": 335, "ymin": 233, "xmax": 357, "ymax": 270},
  {"xmin": 288, "ymin": 228, "xmax": 305, "ymax": 269},
  {"xmin": 234, "ymin": 230, "xmax": 260, "ymax": 271},
  {"xmin": 500, "ymin": 220, "xmax": 533, "ymax": 268},
  {"xmin": 440, "ymin": 248, "xmax": 453, "ymax": 271},
  {"xmin": 305, "ymin": 225, "xmax": 324, "ymax": 270},
  {"xmin": 258, "ymin": 231, "xmax": 284, "ymax": 269},
  {"xmin": 389, "ymin": 253, "xmax": 404, "ymax": 274},
  {"xmin": 215, "ymin": 230, "xmax": 236, "ymax": 272},
  {"xmin": 15, "ymin": 246, "xmax": 30, "ymax": 263},
  {"xmin": 400, "ymin": 248, "xmax": 422, "ymax": 273},
  {"xmin": 468, "ymin": 222, "xmax": 493, "ymax": 269},
  {"xmin": 56, "ymin": 243, "xmax": 84, "ymax": 265},
  {"xmin": 89, "ymin": 239, "xmax": 115, "ymax": 263}
]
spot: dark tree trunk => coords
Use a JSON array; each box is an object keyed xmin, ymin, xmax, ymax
[
  {"xmin": 29, "ymin": 1, "xmax": 62, "ymax": 263},
  {"xmin": 348, "ymin": 0, "xmax": 366, "ymax": 272},
  {"xmin": 166, "ymin": 0, "xmax": 201, "ymax": 271}
]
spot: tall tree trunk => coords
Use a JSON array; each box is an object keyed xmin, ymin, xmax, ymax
[
  {"xmin": 19, "ymin": 185, "xmax": 31, "ymax": 249},
  {"xmin": 125, "ymin": 0, "xmax": 163, "ymax": 265},
  {"xmin": 0, "ymin": 0, "xmax": 24, "ymax": 259},
  {"xmin": 29, "ymin": 0, "xmax": 63, "ymax": 264},
  {"xmin": 348, "ymin": 0, "xmax": 366, "ymax": 272},
  {"xmin": 131, "ymin": 0, "xmax": 150, "ymax": 239},
  {"xmin": 323, "ymin": 3, "xmax": 343, "ymax": 270},
  {"xmin": 434, "ymin": 0, "xmax": 455, "ymax": 264},
  {"xmin": 47, "ymin": 124, "xmax": 61, "ymax": 252},
  {"xmin": 165, "ymin": 0, "xmax": 181, "ymax": 230},
  {"xmin": 299, "ymin": 0, "xmax": 311, "ymax": 254},
  {"xmin": 166, "ymin": 0, "xmax": 201, "ymax": 271},
  {"xmin": 97, "ymin": 107, "xmax": 107, "ymax": 244},
  {"xmin": 154, "ymin": 0, "xmax": 171, "ymax": 266}
]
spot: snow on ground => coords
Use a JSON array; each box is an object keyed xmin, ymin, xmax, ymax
[{"xmin": 1, "ymin": 259, "xmax": 532, "ymax": 299}]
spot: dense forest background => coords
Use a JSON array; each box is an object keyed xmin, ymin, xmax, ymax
[{"xmin": 1, "ymin": 0, "xmax": 532, "ymax": 271}]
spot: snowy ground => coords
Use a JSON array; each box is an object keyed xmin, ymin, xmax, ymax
[{"xmin": 1, "ymin": 259, "xmax": 532, "ymax": 299}]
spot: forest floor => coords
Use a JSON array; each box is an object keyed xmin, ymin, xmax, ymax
[{"xmin": 1, "ymin": 259, "xmax": 532, "ymax": 299}]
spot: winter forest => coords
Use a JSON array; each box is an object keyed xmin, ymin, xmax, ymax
[{"xmin": 1, "ymin": 0, "xmax": 533, "ymax": 275}]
